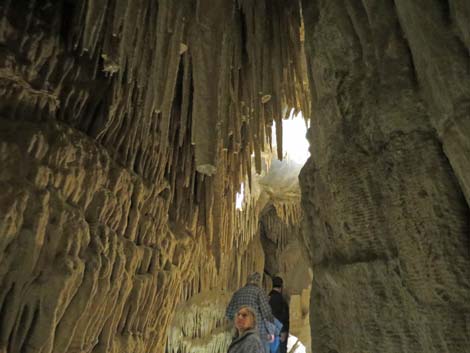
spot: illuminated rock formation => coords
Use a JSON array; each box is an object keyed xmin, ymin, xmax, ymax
[
  {"xmin": 0, "ymin": 1, "xmax": 307, "ymax": 352},
  {"xmin": 1, "ymin": 1, "xmax": 470, "ymax": 353}
]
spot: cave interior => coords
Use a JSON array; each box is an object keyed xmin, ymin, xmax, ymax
[{"xmin": 1, "ymin": 1, "xmax": 470, "ymax": 353}]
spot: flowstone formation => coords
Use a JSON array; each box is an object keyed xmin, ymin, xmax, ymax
[
  {"xmin": 300, "ymin": 1, "xmax": 470, "ymax": 353},
  {"xmin": 0, "ymin": 1, "xmax": 308, "ymax": 353},
  {"xmin": 167, "ymin": 290, "xmax": 232, "ymax": 353}
]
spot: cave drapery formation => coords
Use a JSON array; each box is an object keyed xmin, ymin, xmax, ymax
[
  {"xmin": 0, "ymin": 1, "xmax": 308, "ymax": 353},
  {"xmin": 1, "ymin": 1, "xmax": 470, "ymax": 353}
]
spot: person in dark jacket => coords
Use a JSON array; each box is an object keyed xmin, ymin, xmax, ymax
[
  {"xmin": 228, "ymin": 305, "xmax": 264, "ymax": 353},
  {"xmin": 268, "ymin": 276, "xmax": 289, "ymax": 353}
]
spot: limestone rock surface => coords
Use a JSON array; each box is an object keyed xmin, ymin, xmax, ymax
[
  {"xmin": 300, "ymin": 1, "xmax": 470, "ymax": 352},
  {"xmin": 0, "ymin": 1, "xmax": 308, "ymax": 353}
]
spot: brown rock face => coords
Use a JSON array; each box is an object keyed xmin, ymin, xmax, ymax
[
  {"xmin": 2, "ymin": 0, "xmax": 469, "ymax": 352},
  {"xmin": 0, "ymin": 121, "xmax": 193, "ymax": 353},
  {"xmin": 300, "ymin": 1, "xmax": 470, "ymax": 352},
  {"xmin": 260, "ymin": 204, "xmax": 311, "ymax": 351}
]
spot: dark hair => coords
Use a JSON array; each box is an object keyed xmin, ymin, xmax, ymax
[{"xmin": 272, "ymin": 276, "xmax": 283, "ymax": 287}]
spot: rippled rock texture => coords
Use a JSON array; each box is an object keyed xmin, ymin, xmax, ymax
[
  {"xmin": 3, "ymin": 0, "xmax": 469, "ymax": 352},
  {"xmin": 300, "ymin": 1, "xmax": 470, "ymax": 352}
]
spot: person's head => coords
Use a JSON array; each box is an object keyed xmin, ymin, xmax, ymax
[
  {"xmin": 272, "ymin": 276, "xmax": 283, "ymax": 289},
  {"xmin": 247, "ymin": 272, "xmax": 262, "ymax": 286},
  {"xmin": 234, "ymin": 305, "xmax": 257, "ymax": 334}
]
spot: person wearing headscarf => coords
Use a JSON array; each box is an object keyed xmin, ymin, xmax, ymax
[
  {"xmin": 226, "ymin": 272, "xmax": 275, "ymax": 353},
  {"xmin": 228, "ymin": 305, "xmax": 264, "ymax": 353}
]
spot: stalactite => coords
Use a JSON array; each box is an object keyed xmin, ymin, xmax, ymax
[
  {"xmin": 0, "ymin": 1, "xmax": 309, "ymax": 352},
  {"xmin": 261, "ymin": 202, "xmax": 302, "ymax": 251}
]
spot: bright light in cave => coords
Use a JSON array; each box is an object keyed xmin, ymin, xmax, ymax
[
  {"xmin": 235, "ymin": 110, "xmax": 309, "ymax": 211},
  {"xmin": 235, "ymin": 182, "xmax": 244, "ymax": 210},
  {"xmin": 272, "ymin": 109, "xmax": 310, "ymax": 165},
  {"xmin": 288, "ymin": 334, "xmax": 307, "ymax": 353}
]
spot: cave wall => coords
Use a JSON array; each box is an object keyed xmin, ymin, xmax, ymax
[
  {"xmin": 0, "ymin": 120, "xmax": 193, "ymax": 353},
  {"xmin": 260, "ymin": 204, "xmax": 311, "ymax": 352},
  {"xmin": 0, "ymin": 1, "xmax": 308, "ymax": 353},
  {"xmin": 4, "ymin": 0, "xmax": 469, "ymax": 352},
  {"xmin": 300, "ymin": 1, "xmax": 470, "ymax": 352}
]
